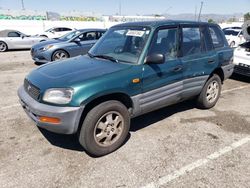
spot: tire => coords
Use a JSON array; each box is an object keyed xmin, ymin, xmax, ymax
[
  {"xmin": 197, "ymin": 74, "xmax": 222, "ymax": 109},
  {"xmin": 79, "ymin": 100, "xmax": 130, "ymax": 156},
  {"xmin": 0, "ymin": 41, "xmax": 8, "ymax": 52},
  {"xmin": 52, "ymin": 50, "xmax": 69, "ymax": 61}
]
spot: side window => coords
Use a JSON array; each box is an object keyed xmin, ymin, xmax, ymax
[
  {"xmin": 8, "ymin": 32, "xmax": 20, "ymax": 37},
  {"xmin": 62, "ymin": 28, "xmax": 72, "ymax": 31},
  {"xmin": 52, "ymin": 28, "xmax": 59, "ymax": 32},
  {"xmin": 148, "ymin": 27, "xmax": 178, "ymax": 60},
  {"xmin": 200, "ymin": 26, "xmax": 213, "ymax": 52},
  {"xmin": 182, "ymin": 27, "xmax": 201, "ymax": 56},
  {"xmin": 79, "ymin": 32, "xmax": 96, "ymax": 41},
  {"xmin": 96, "ymin": 31, "xmax": 105, "ymax": 39},
  {"xmin": 209, "ymin": 26, "xmax": 225, "ymax": 48}
]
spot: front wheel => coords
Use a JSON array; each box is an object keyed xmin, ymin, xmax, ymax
[
  {"xmin": 79, "ymin": 100, "xmax": 130, "ymax": 156},
  {"xmin": 52, "ymin": 50, "xmax": 69, "ymax": 61},
  {"xmin": 197, "ymin": 74, "xmax": 222, "ymax": 109}
]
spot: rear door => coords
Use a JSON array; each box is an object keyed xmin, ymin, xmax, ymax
[
  {"xmin": 180, "ymin": 24, "xmax": 217, "ymax": 99},
  {"xmin": 208, "ymin": 25, "xmax": 233, "ymax": 67},
  {"xmin": 141, "ymin": 26, "xmax": 184, "ymax": 113}
]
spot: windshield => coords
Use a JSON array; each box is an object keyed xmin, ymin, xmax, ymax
[
  {"xmin": 59, "ymin": 30, "xmax": 81, "ymax": 40},
  {"xmin": 89, "ymin": 26, "xmax": 151, "ymax": 64}
]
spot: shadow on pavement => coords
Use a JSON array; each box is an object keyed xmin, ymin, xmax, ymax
[
  {"xmin": 38, "ymin": 100, "xmax": 196, "ymax": 154},
  {"xmin": 230, "ymin": 73, "xmax": 250, "ymax": 83},
  {"xmin": 130, "ymin": 100, "xmax": 196, "ymax": 132},
  {"xmin": 38, "ymin": 128, "xmax": 84, "ymax": 152}
]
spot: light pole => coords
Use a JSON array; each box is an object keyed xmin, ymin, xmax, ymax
[
  {"xmin": 198, "ymin": 1, "xmax": 203, "ymax": 22},
  {"xmin": 21, "ymin": 0, "xmax": 25, "ymax": 10}
]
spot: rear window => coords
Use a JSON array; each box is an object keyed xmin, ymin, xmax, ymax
[
  {"xmin": 209, "ymin": 26, "xmax": 225, "ymax": 48},
  {"xmin": 223, "ymin": 30, "xmax": 240, "ymax": 36}
]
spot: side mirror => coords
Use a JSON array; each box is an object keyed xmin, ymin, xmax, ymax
[
  {"xmin": 21, "ymin": 35, "xmax": 25, "ymax": 39},
  {"xmin": 74, "ymin": 38, "xmax": 81, "ymax": 43},
  {"xmin": 145, "ymin": 53, "xmax": 165, "ymax": 64}
]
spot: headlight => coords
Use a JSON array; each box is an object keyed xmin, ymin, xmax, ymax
[
  {"xmin": 43, "ymin": 88, "xmax": 74, "ymax": 104},
  {"xmin": 40, "ymin": 45, "xmax": 53, "ymax": 51}
]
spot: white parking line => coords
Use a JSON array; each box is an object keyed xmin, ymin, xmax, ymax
[
  {"xmin": 143, "ymin": 136, "xmax": 250, "ymax": 188},
  {"xmin": 0, "ymin": 104, "xmax": 20, "ymax": 110},
  {"xmin": 222, "ymin": 85, "xmax": 250, "ymax": 94},
  {"xmin": 142, "ymin": 136, "xmax": 250, "ymax": 188}
]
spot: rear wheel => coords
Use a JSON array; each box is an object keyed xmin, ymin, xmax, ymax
[
  {"xmin": 79, "ymin": 100, "xmax": 130, "ymax": 156},
  {"xmin": 197, "ymin": 74, "xmax": 221, "ymax": 109},
  {"xmin": 52, "ymin": 50, "xmax": 69, "ymax": 61},
  {"xmin": 0, "ymin": 41, "xmax": 8, "ymax": 52}
]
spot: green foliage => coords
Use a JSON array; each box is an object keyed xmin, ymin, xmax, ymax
[
  {"xmin": 244, "ymin": 12, "xmax": 250, "ymax": 21},
  {"xmin": 208, "ymin": 18, "xmax": 215, "ymax": 23}
]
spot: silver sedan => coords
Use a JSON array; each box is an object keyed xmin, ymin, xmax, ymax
[{"xmin": 0, "ymin": 30, "xmax": 46, "ymax": 52}]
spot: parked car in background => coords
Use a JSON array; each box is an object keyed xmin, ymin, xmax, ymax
[
  {"xmin": 39, "ymin": 27, "xmax": 73, "ymax": 39},
  {"xmin": 223, "ymin": 28, "xmax": 245, "ymax": 47},
  {"xmin": 18, "ymin": 20, "xmax": 234, "ymax": 156},
  {"xmin": 233, "ymin": 41, "xmax": 250, "ymax": 77},
  {"xmin": 0, "ymin": 30, "xmax": 46, "ymax": 52},
  {"xmin": 31, "ymin": 29, "xmax": 106, "ymax": 63}
]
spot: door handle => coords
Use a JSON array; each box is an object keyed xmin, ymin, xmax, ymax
[
  {"xmin": 172, "ymin": 66, "xmax": 183, "ymax": 72},
  {"xmin": 208, "ymin": 59, "xmax": 215, "ymax": 64}
]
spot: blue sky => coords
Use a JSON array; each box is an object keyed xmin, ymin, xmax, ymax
[{"xmin": 0, "ymin": 0, "xmax": 249, "ymax": 15}]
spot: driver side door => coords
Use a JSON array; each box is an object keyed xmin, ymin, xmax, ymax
[{"xmin": 141, "ymin": 26, "xmax": 184, "ymax": 114}]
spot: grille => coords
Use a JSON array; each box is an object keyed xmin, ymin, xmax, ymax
[{"xmin": 24, "ymin": 79, "xmax": 40, "ymax": 100}]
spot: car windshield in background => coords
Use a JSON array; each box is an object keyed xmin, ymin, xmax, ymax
[
  {"xmin": 223, "ymin": 30, "xmax": 240, "ymax": 36},
  {"xmin": 89, "ymin": 27, "xmax": 151, "ymax": 64},
  {"xmin": 59, "ymin": 30, "xmax": 80, "ymax": 40}
]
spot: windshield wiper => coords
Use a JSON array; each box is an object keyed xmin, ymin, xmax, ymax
[{"xmin": 88, "ymin": 52, "xmax": 119, "ymax": 63}]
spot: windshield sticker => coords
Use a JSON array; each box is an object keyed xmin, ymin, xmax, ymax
[{"xmin": 126, "ymin": 30, "xmax": 145, "ymax": 37}]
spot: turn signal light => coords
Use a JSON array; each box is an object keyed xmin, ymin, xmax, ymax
[{"xmin": 39, "ymin": 116, "xmax": 61, "ymax": 124}]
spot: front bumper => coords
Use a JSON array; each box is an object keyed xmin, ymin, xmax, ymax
[
  {"xmin": 234, "ymin": 63, "xmax": 250, "ymax": 77},
  {"xmin": 221, "ymin": 63, "xmax": 235, "ymax": 79},
  {"xmin": 18, "ymin": 86, "xmax": 84, "ymax": 134},
  {"xmin": 31, "ymin": 48, "xmax": 51, "ymax": 63}
]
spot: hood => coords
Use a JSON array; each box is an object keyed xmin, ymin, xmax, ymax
[
  {"xmin": 32, "ymin": 38, "xmax": 66, "ymax": 49},
  {"xmin": 26, "ymin": 55, "xmax": 132, "ymax": 90}
]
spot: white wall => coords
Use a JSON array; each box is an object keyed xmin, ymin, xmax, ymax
[
  {"xmin": 0, "ymin": 20, "xmax": 119, "ymax": 35},
  {"xmin": 219, "ymin": 22, "xmax": 244, "ymax": 29}
]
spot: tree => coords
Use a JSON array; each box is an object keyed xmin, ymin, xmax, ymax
[
  {"xmin": 244, "ymin": 12, "xmax": 250, "ymax": 21},
  {"xmin": 208, "ymin": 18, "xmax": 215, "ymax": 23}
]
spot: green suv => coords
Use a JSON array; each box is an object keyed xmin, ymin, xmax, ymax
[{"xmin": 18, "ymin": 20, "xmax": 234, "ymax": 156}]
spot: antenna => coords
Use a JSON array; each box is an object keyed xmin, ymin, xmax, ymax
[
  {"xmin": 194, "ymin": 5, "xmax": 197, "ymax": 21},
  {"xmin": 198, "ymin": 1, "xmax": 203, "ymax": 21},
  {"xmin": 21, "ymin": 0, "xmax": 25, "ymax": 10}
]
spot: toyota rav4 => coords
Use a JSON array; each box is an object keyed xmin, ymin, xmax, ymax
[{"xmin": 18, "ymin": 20, "xmax": 234, "ymax": 156}]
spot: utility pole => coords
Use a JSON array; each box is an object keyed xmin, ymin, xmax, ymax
[
  {"xmin": 21, "ymin": 0, "xmax": 25, "ymax": 10},
  {"xmin": 198, "ymin": 1, "xmax": 203, "ymax": 22},
  {"xmin": 194, "ymin": 5, "xmax": 197, "ymax": 21},
  {"xmin": 119, "ymin": 1, "xmax": 121, "ymax": 16}
]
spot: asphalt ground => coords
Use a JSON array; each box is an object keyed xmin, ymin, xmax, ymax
[{"xmin": 0, "ymin": 50, "xmax": 250, "ymax": 188}]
